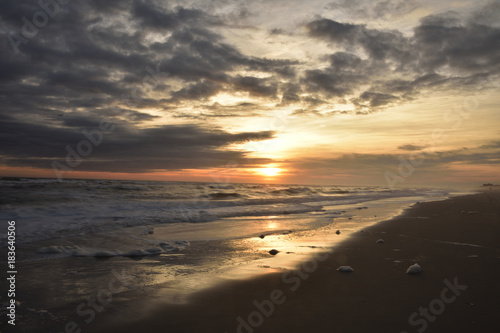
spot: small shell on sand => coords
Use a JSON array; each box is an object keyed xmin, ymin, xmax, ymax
[
  {"xmin": 406, "ymin": 263, "xmax": 422, "ymax": 274},
  {"xmin": 337, "ymin": 266, "xmax": 354, "ymax": 273},
  {"xmin": 335, "ymin": 230, "xmax": 341, "ymax": 235},
  {"xmin": 376, "ymin": 239, "xmax": 385, "ymax": 244},
  {"xmin": 269, "ymin": 249, "xmax": 279, "ymax": 255}
]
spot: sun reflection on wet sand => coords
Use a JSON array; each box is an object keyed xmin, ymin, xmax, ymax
[{"xmin": 31, "ymin": 196, "xmax": 449, "ymax": 310}]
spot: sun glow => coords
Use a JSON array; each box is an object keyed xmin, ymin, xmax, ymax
[{"xmin": 257, "ymin": 166, "xmax": 282, "ymax": 177}]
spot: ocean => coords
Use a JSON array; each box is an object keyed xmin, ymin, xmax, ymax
[
  {"xmin": 0, "ymin": 178, "xmax": 468, "ymax": 331},
  {"xmin": 1, "ymin": 178, "xmax": 455, "ymax": 249}
]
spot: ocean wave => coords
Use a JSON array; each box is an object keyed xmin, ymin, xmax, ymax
[
  {"xmin": 35, "ymin": 240, "xmax": 190, "ymax": 258},
  {"xmin": 110, "ymin": 184, "xmax": 148, "ymax": 191},
  {"xmin": 270, "ymin": 186, "xmax": 317, "ymax": 195},
  {"xmin": 204, "ymin": 192, "xmax": 243, "ymax": 200},
  {"xmin": 321, "ymin": 189, "xmax": 350, "ymax": 194},
  {"xmin": 0, "ymin": 179, "xmax": 451, "ymax": 246}
]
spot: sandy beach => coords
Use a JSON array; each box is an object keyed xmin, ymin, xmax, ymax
[
  {"xmin": 81, "ymin": 189, "xmax": 500, "ymax": 333},
  {"xmin": 3, "ymin": 189, "xmax": 499, "ymax": 333}
]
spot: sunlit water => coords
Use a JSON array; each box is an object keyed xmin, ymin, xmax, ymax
[
  {"xmin": 0, "ymin": 179, "xmax": 474, "ymax": 327},
  {"xmin": 0, "ymin": 178, "xmax": 470, "ymax": 326}
]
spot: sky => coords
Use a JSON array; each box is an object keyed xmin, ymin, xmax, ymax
[{"xmin": 1, "ymin": 0, "xmax": 499, "ymax": 187}]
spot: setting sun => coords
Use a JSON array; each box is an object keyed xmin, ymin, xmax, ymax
[{"xmin": 257, "ymin": 167, "xmax": 282, "ymax": 177}]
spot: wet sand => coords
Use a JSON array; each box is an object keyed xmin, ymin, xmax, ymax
[{"xmin": 91, "ymin": 189, "xmax": 500, "ymax": 333}]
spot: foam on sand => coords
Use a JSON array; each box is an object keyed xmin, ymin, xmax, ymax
[{"xmin": 35, "ymin": 240, "xmax": 190, "ymax": 258}]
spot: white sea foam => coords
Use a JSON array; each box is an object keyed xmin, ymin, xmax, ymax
[
  {"xmin": 0, "ymin": 179, "xmax": 457, "ymax": 246},
  {"xmin": 35, "ymin": 240, "xmax": 189, "ymax": 258}
]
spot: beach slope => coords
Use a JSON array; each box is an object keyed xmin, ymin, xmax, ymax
[{"xmin": 96, "ymin": 190, "xmax": 500, "ymax": 333}]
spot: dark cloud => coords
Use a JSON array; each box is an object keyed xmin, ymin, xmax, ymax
[
  {"xmin": 413, "ymin": 12, "xmax": 500, "ymax": 73},
  {"xmin": 354, "ymin": 92, "xmax": 399, "ymax": 108},
  {"xmin": 232, "ymin": 76, "xmax": 278, "ymax": 98},
  {"xmin": 0, "ymin": 0, "xmax": 499, "ymax": 176},
  {"xmin": 0, "ymin": 0, "xmax": 294, "ymax": 105},
  {"xmin": 169, "ymin": 80, "xmax": 224, "ymax": 103},
  {"xmin": 59, "ymin": 109, "xmax": 159, "ymax": 128},
  {"xmin": 0, "ymin": 115, "xmax": 275, "ymax": 173},
  {"xmin": 306, "ymin": 19, "xmax": 359, "ymax": 43},
  {"xmin": 279, "ymin": 83, "xmax": 302, "ymax": 106},
  {"xmin": 0, "ymin": 0, "xmax": 295, "ymax": 175},
  {"xmin": 306, "ymin": 19, "xmax": 411, "ymax": 64},
  {"xmin": 132, "ymin": 1, "xmax": 207, "ymax": 31},
  {"xmin": 304, "ymin": 8, "xmax": 500, "ymax": 112},
  {"xmin": 329, "ymin": 52, "xmax": 363, "ymax": 70},
  {"xmin": 302, "ymin": 70, "xmax": 360, "ymax": 98},
  {"xmin": 304, "ymin": 19, "xmax": 415, "ymax": 110}
]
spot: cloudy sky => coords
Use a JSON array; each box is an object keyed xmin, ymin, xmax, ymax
[{"xmin": 1, "ymin": 0, "xmax": 499, "ymax": 187}]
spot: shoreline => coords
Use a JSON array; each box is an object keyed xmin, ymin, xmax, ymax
[
  {"xmin": 89, "ymin": 189, "xmax": 500, "ymax": 333},
  {"xmin": 3, "ymin": 189, "xmax": 497, "ymax": 333}
]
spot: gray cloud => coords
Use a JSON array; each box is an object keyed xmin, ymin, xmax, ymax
[
  {"xmin": 0, "ymin": 0, "xmax": 294, "ymax": 174},
  {"xmin": 413, "ymin": 12, "xmax": 500, "ymax": 73},
  {"xmin": 132, "ymin": 1, "xmax": 209, "ymax": 31},
  {"xmin": 0, "ymin": 114, "xmax": 274, "ymax": 173},
  {"xmin": 1, "ymin": 0, "xmax": 499, "ymax": 176},
  {"xmin": 354, "ymin": 92, "xmax": 400, "ymax": 108},
  {"xmin": 169, "ymin": 80, "xmax": 224, "ymax": 103},
  {"xmin": 304, "ymin": 9, "xmax": 500, "ymax": 112}
]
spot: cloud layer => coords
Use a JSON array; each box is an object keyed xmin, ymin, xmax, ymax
[{"xmin": 0, "ymin": 0, "xmax": 499, "ymax": 178}]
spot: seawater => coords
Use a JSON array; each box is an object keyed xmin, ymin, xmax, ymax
[
  {"xmin": 0, "ymin": 177, "xmax": 465, "ymax": 318},
  {"xmin": 1, "ymin": 178, "xmax": 452, "ymax": 248}
]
